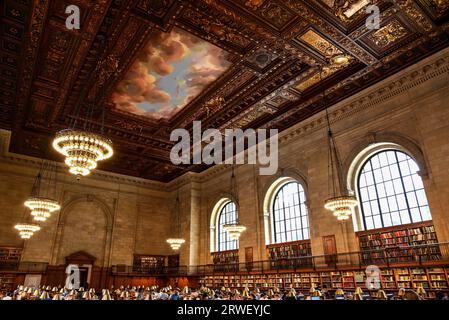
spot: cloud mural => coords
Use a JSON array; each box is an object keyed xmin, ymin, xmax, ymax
[{"xmin": 112, "ymin": 27, "xmax": 231, "ymax": 119}]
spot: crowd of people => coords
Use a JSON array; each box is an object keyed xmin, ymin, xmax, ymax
[{"xmin": 1, "ymin": 284, "xmax": 448, "ymax": 300}]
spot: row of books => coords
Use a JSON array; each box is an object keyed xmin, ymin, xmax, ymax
[
  {"xmin": 212, "ymin": 251, "xmax": 239, "ymax": 265},
  {"xmin": 199, "ymin": 266, "xmax": 449, "ymax": 291},
  {"xmin": 267, "ymin": 242, "xmax": 312, "ymax": 260}
]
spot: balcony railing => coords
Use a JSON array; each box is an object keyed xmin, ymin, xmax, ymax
[
  {"xmin": 0, "ymin": 261, "xmax": 48, "ymax": 272},
  {"xmin": 2, "ymin": 243, "xmax": 448, "ymax": 276},
  {"xmin": 111, "ymin": 242, "xmax": 449, "ymax": 276}
]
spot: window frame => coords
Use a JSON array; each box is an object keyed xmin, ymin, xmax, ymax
[
  {"xmin": 270, "ymin": 181, "xmax": 310, "ymax": 244},
  {"xmin": 216, "ymin": 200, "xmax": 239, "ymax": 252},
  {"xmin": 356, "ymin": 149, "xmax": 431, "ymax": 230}
]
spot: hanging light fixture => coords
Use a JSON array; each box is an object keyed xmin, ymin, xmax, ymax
[
  {"xmin": 14, "ymin": 223, "xmax": 41, "ymax": 239},
  {"xmin": 15, "ymin": 202, "xmax": 41, "ymax": 239},
  {"xmin": 52, "ymin": 52, "xmax": 116, "ymax": 177},
  {"xmin": 166, "ymin": 191, "xmax": 185, "ymax": 251},
  {"xmin": 321, "ymin": 55, "xmax": 358, "ymax": 221},
  {"xmin": 52, "ymin": 129, "xmax": 113, "ymax": 176},
  {"xmin": 24, "ymin": 161, "xmax": 60, "ymax": 222},
  {"xmin": 223, "ymin": 166, "xmax": 246, "ymax": 240}
]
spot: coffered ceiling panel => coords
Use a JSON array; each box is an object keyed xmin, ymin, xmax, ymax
[{"xmin": 0, "ymin": 0, "xmax": 448, "ymax": 181}]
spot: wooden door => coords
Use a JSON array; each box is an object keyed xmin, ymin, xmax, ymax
[
  {"xmin": 245, "ymin": 247, "xmax": 253, "ymax": 271},
  {"xmin": 323, "ymin": 235, "xmax": 337, "ymax": 266}
]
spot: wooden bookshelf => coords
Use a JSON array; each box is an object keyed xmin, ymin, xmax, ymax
[
  {"xmin": 212, "ymin": 250, "xmax": 239, "ymax": 265},
  {"xmin": 0, "ymin": 273, "xmax": 16, "ymax": 292},
  {"xmin": 197, "ymin": 265, "xmax": 449, "ymax": 298},
  {"xmin": 356, "ymin": 222, "xmax": 440, "ymax": 264},
  {"xmin": 132, "ymin": 254, "xmax": 165, "ymax": 272},
  {"xmin": 0, "ymin": 247, "xmax": 22, "ymax": 270},
  {"xmin": 266, "ymin": 240, "xmax": 312, "ymax": 269}
]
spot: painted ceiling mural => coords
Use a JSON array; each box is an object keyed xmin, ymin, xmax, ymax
[{"xmin": 112, "ymin": 27, "xmax": 231, "ymax": 119}]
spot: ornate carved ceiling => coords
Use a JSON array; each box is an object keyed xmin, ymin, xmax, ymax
[{"xmin": 0, "ymin": 0, "xmax": 448, "ymax": 181}]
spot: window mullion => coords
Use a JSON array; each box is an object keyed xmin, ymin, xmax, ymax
[
  {"xmin": 370, "ymin": 160, "xmax": 385, "ymax": 228},
  {"xmin": 394, "ymin": 151, "xmax": 414, "ymax": 223}
]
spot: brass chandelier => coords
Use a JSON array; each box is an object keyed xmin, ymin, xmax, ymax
[
  {"xmin": 52, "ymin": 129, "xmax": 113, "ymax": 176},
  {"xmin": 322, "ymin": 55, "xmax": 358, "ymax": 221},
  {"xmin": 24, "ymin": 161, "xmax": 60, "ymax": 222},
  {"xmin": 166, "ymin": 191, "xmax": 185, "ymax": 251},
  {"xmin": 53, "ymin": 52, "xmax": 115, "ymax": 177},
  {"xmin": 14, "ymin": 222, "xmax": 41, "ymax": 239},
  {"xmin": 223, "ymin": 166, "xmax": 246, "ymax": 240}
]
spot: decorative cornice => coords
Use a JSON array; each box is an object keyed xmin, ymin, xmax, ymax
[{"xmin": 277, "ymin": 47, "xmax": 449, "ymax": 145}]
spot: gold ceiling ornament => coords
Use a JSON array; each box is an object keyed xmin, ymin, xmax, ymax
[
  {"xmin": 431, "ymin": 0, "xmax": 449, "ymax": 12},
  {"xmin": 329, "ymin": 54, "xmax": 351, "ymax": 67},
  {"xmin": 369, "ymin": 20, "xmax": 407, "ymax": 48},
  {"xmin": 321, "ymin": 63, "xmax": 358, "ymax": 221},
  {"xmin": 203, "ymin": 96, "xmax": 225, "ymax": 117},
  {"xmin": 24, "ymin": 161, "xmax": 60, "ymax": 222},
  {"xmin": 166, "ymin": 191, "xmax": 185, "ymax": 251},
  {"xmin": 299, "ymin": 29, "xmax": 343, "ymax": 57},
  {"xmin": 333, "ymin": 0, "xmax": 372, "ymax": 21},
  {"xmin": 245, "ymin": 0, "xmax": 265, "ymax": 10}
]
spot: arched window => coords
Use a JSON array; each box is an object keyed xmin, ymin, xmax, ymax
[
  {"xmin": 271, "ymin": 181, "xmax": 309, "ymax": 243},
  {"xmin": 217, "ymin": 201, "xmax": 238, "ymax": 251},
  {"xmin": 357, "ymin": 150, "xmax": 432, "ymax": 230}
]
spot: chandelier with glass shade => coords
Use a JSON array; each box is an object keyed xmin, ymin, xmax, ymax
[
  {"xmin": 24, "ymin": 161, "xmax": 61, "ymax": 222},
  {"xmin": 223, "ymin": 224, "xmax": 247, "ymax": 240},
  {"xmin": 322, "ymin": 54, "xmax": 358, "ymax": 221},
  {"xmin": 52, "ymin": 54, "xmax": 116, "ymax": 177},
  {"xmin": 52, "ymin": 129, "xmax": 113, "ymax": 176},
  {"xmin": 223, "ymin": 166, "xmax": 246, "ymax": 240},
  {"xmin": 14, "ymin": 223, "xmax": 41, "ymax": 239},
  {"xmin": 166, "ymin": 192, "xmax": 185, "ymax": 251}
]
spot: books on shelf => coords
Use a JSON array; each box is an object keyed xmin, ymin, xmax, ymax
[
  {"xmin": 357, "ymin": 223, "xmax": 441, "ymax": 263},
  {"xmin": 197, "ymin": 266, "xmax": 449, "ymax": 294},
  {"xmin": 0, "ymin": 273, "xmax": 16, "ymax": 291},
  {"xmin": 212, "ymin": 250, "xmax": 239, "ymax": 265},
  {"xmin": 133, "ymin": 255, "xmax": 165, "ymax": 271},
  {"xmin": 0, "ymin": 247, "xmax": 22, "ymax": 270}
]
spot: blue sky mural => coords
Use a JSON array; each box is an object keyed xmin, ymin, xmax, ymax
[{"xmin": 112, "ymin": 27, "xmax": 231, "ymax": 119}]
